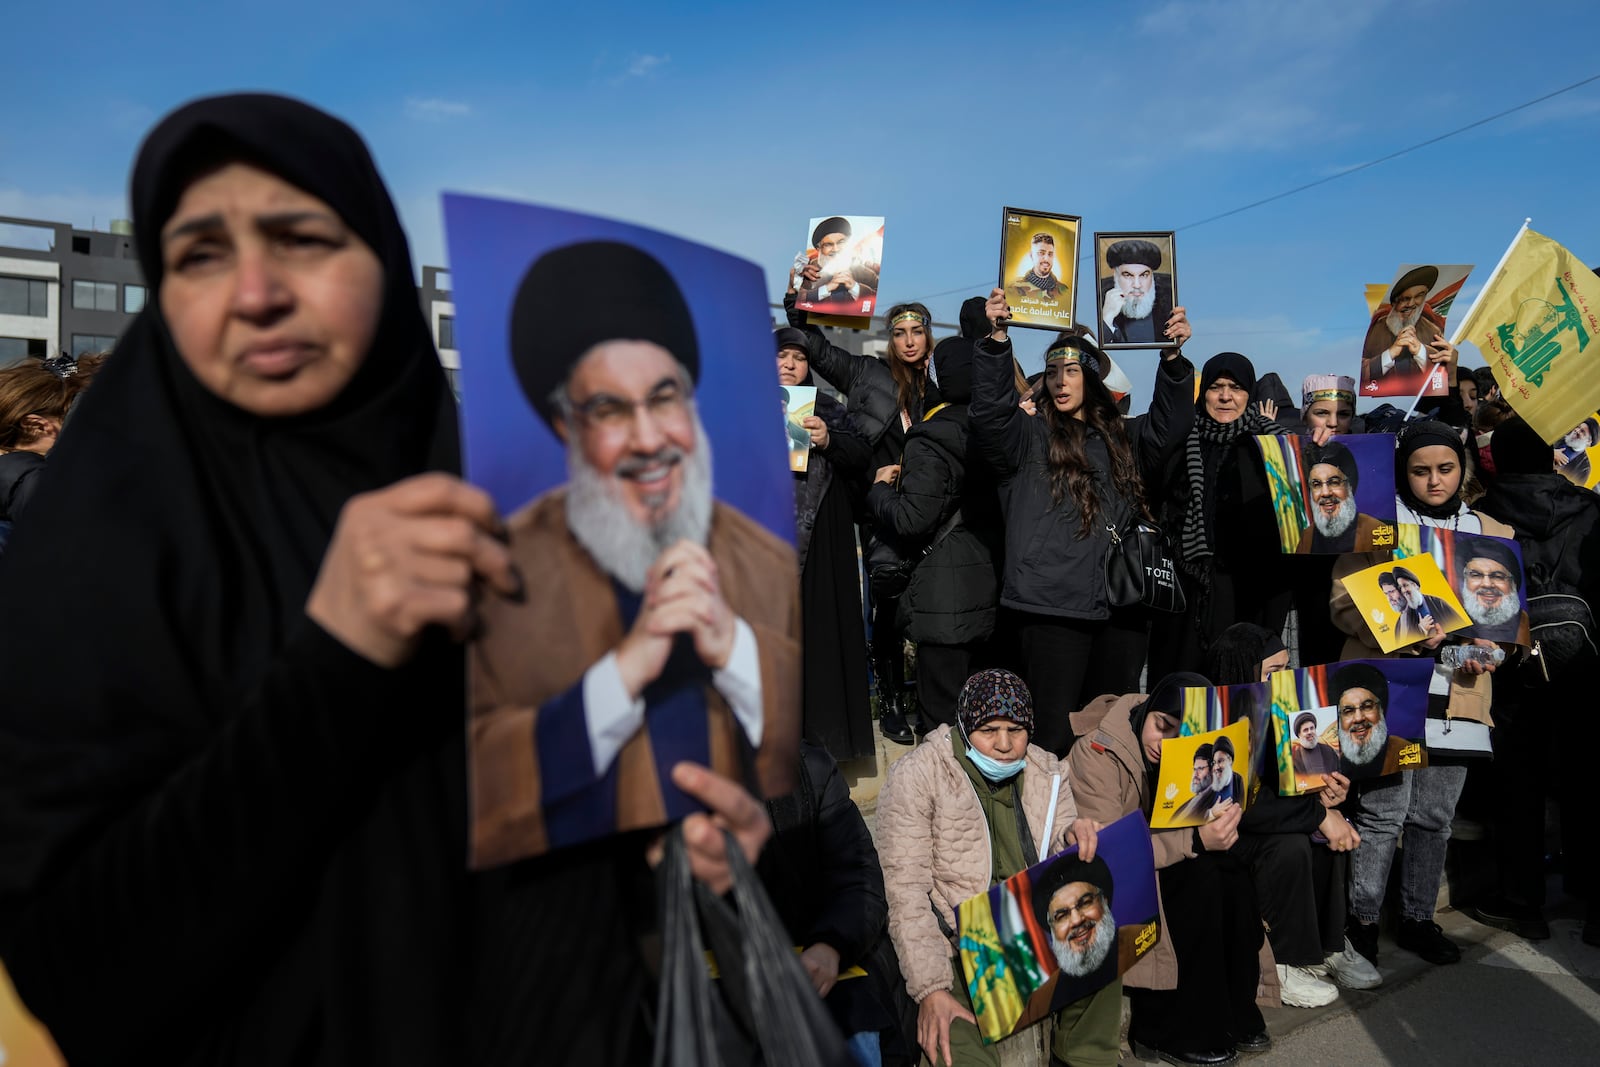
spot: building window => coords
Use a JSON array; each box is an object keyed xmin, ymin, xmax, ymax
[
  {"xmin": 72, "ymin": 280, "xmax": 119, "ymax": 312},
  {"xmin": 124, "ymin": 284, "xmax": 147, "ymax": 314},
  {"xmin": 0, "ymin": 337, "xmax": 48, "ymax": 364},
  {"xmin": 0, "ymin": 277, "xmax": 49, "ymax": 317},
  {"xmin": 71, "ymin": 333, "xmax": 118, "ymax": 357},
  {"xmin": 438, "ymin": 315, "xmax": 455, "ymax": 350}
]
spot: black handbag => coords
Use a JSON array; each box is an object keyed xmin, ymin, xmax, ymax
[{"xmin": 1104, "ymin": 520, "xmax": 1186, "ymax": 613}]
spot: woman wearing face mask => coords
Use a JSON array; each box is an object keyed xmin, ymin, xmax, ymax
[
  {"xmin": 0, "ymin": 94, "xmax": 770, "ymax": 1067},
  {"xmin": 1205, "ymin": 623, "xmax": 1373, "ymax": 1009},
  {"xmin": 776, "ymin": 327, "xmax": 874, "ymax": 760},
  {"xmin": 1327, "ymin": 421, "xmax": 1513, "ymax": 974},
  {"xmin": 1149, "ymin": 353, "xmax": 1294, "ymax": 679},
  {"xmin": 877, "ymin": 669, "xmax": 1114, "ymax": 1067},
  {"xmin": 784, "ymin": 277, "xmax": 945, "ymax": 744},
  {"xmin": 970, "ymin": 290, "xmax": 1194, "ymax": 755},
  {"xmin": 1069, "ymin": 672, "xmax": 1276, "ymax": 1066}
]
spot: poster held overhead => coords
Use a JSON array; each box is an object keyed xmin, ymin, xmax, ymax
[
  {"xmin": 1093, "ymin": 232, "xmax": 1178, "ymax": 350},
  {"xmin": 794, "ymin": 215, "xmax": 883, "ymax": 320},
  {"xmin": 1359, "ymin": 263, "xmax": 1474, "ymax": 399},
  {"xmin": 999, "ymin": 207, "xmax": 1081, "ymax": 331}
]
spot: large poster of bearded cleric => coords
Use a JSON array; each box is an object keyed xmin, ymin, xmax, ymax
[
  {"xmin": 1268, "ymin": 659, "xmax": 1430, "ymax": 790},
  {"xmin": 1093, "ymin": 232, "xmax": 1178, "ymax": 350},
  {"xmin": 1359, "ymin": 263, "xmax": 1474, "ymax": 399},
  {"xmin": 1253, "ymin": 434, "xmax": 1397, "ymax": 553},
  {"xmin": 443, "ymin": 194, "xmax": 800, "ymax": 867},
  {"xmin": 957, "ymin": 812, "xmax": 1159, "ymax": 1045},
  {"xmin": 999, "ymin": 207, "xmax": 1081, "ymax": 331},
  {"xmin": 1393, "ymin": 527, "xmax": 1531, "ymax": 646},
  {"xmin": 792, "ymin": 214, "xmax": 883, "ymax": 319}
]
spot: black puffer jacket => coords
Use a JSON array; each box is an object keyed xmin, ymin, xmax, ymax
[
  {"xmin": 783, "ymin": 291, "xmax": 939, "ymax": 468},
  {"xmin": 866, "ymin": 336, "xmax": 1001, "ymax": 645},
  {"xmin": 969, "ymin": 335, "xmax": 1194, "ymax": 620},
  {"xmin": 794, "ymin": 387, "xmax": 872, "ymax": 568},
  {"xmin": 1477, "ymin": 472, "xmax": 1600, "ymax": 606}
]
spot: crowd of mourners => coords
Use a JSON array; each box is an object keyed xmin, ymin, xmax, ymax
[{"xmin": 0, "ymin": 92, "xmax": 1595, "ymax": 1067}]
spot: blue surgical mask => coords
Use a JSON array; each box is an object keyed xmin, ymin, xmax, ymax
[{"xmin": 966, "ymin": 745, "xmax": 1025, "ymax": 781}]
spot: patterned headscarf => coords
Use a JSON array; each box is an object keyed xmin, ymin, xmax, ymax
[{"xmin": 957, "ymin": 669, "xmax": 1035, "ymax": 737}]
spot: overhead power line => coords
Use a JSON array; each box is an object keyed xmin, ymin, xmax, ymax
[{"xmin": 907, "ymin": 72, "xmax": 1600, "ymax": 305}]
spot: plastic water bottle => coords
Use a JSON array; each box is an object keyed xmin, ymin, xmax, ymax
[{"xmin": 1440, "ymin": 644, "xmax": 1506, "ymax": 670}]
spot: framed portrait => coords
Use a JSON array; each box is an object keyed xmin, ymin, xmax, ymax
[
  {"xmin": 1092, "ymin": 231, "xmax": 1177, "ymax": 350},
  {"xmin": 998, "ymin": 207, "xmax": 1080, "ymax": 332},
  {"xmin": 1359, "ymin": 262, "xmax": 1474, "ymax": 399},
  {"xmin": 793, "ymin": 214, "xmax": 884, "ymax": 319},
  {"xmin": 956, "ymin": 812, "xmax": 1158, "ymax": 1045},
  {"xmin": 443, "ymin": 193, "xmax": 800, "ymax": 867}
]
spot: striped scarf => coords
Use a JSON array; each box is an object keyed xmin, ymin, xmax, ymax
[{"xmin": 1178, "ymin": 408, "xmax": 1283, "ymax": 576}]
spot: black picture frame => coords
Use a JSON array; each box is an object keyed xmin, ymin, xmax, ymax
[
  {"xmin": 998, "ymin": 206, "xmax": 1082, "ymax": 332},
  {"xmin": 1092, "ymin": 231, "xmax": 1178, "ymax": 351}
]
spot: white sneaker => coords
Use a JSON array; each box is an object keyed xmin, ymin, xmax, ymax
[
  {"xmin": 1276, "ymin": 963, "xmax": 1339, "ymax": 1007},
  {"xmin": 1323, "ymin": 937, "xmax": 1382, "ymax": 990}
]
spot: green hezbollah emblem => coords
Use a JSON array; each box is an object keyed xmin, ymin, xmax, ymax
[{"xmin": 1495, "ymin": 276, "xmax": 1592, "ymax": 389}]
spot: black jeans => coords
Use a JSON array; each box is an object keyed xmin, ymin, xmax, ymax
[
  {"xmin": 1231, "ymin": 832, "xmax": 1347, "ymax": 966},
  {"xmin": 1005, "ymin": 607, "xmax": 1149, "ymax": 755},
  {"xmin": 1128, "ymin": 851, "xmax": 1265, "ymax": 1054}
]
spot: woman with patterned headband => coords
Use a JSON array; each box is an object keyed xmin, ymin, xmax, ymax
[
  {"xmin": 783, "ymin": 274, "xmax": 952, "ymax": 743},
  {"xmin": 971, "ymin": 288, "xmax": 1193, "ymax": 755},
  {"xmin": 1300, "ymin": 374, "xmax": 1356, "ymax": 436}
]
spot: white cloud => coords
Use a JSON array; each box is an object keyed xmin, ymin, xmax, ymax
[
  {"xmin": 608, "ymin": 53, "xmax": 669, "ymax": 84},
  {"xmin": 404, "ymin": 97, "xmax": 472, "ymax": 122},
  {"xmin": 626, "ymin": 53, "xmax": 669, "ymax": 78}
]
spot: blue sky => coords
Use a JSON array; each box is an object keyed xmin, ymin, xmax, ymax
[{"xmin": 5, "ymin": 0, "xmax": 1600, "ymax": 409}]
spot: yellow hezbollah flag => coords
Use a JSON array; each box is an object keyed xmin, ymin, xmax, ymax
[
  {"xmin": 1453, "ymin": 228, "xmax": 1600, "ymax": 443},
  {"xmin": 1364, "ymin": 283, "xmax": 1388, "ymax": 318}
]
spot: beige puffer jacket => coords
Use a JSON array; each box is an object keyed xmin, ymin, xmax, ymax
[
  {"xmin": 1069, "ymin": 693, "xmax": 1280, "ymax": 1006},
  {"xmin": 876, "ymin": 725, "xmax": 1077, "ymax": 1004}
]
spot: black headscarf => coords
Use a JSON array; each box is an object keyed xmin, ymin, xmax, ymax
[
  {"xmin": 0, "ymin": 94, "xmax": 465, "ymax": 1063},
  {"xmin": 1395, "ymin": 419, "xmax": 1468, "ymax": 520},
  {"xmin": 1128, "ymin": 671, "xmax": 1210, "ymax": 769}
]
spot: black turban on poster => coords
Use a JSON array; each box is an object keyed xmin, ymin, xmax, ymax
[
  {"xmin": 1212, "ymin": 735, "xmax": 1235, "ymax": 761},
  {"xmin": 509, "ymin": 240, "xmax": 700, "ymax": 426},
  {"xmin": 1193, "ymin": 743, "xmax": 1214, "ymax": 764},
  {"xmin": 1390, "ymin": 265, "xmax": 1438, "ymax": 302},
  {"xmin": 1198, "ymin": 352, "xmax": 1256, "ymax": 400},
  {"xmin": 1330, "ymin": 663, "xmax": 1389, "ymax": 714},
  {"xmin": 1293, "ymin": 711, "xmax": 1319, "ymax": 736},
  {"xmin": 1031, "ymin": 854, "xmax": 1115, "ymax": 928},
  {"xmin": 1304, "ymin": 439, "xmax": 1360, "ymax": 490},
  {"xmin": 811, "ymin": 216, "xmax": 850, "ymax": 248},
  {"xmin": 1391, "ymin": 566, "xmax": 1421, "ymax": 589},
  {"xmin": 1106, "ymin": 239, "xmax": 1163, "ymax": 272},
  {"xmin": 1456, "ymin": 535, "xmax": 1521, "ymax": 589}
]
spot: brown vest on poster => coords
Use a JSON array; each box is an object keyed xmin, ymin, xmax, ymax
[{"xmin": 468, "ymin": 489, "xmax": 800, "ymax": 868}]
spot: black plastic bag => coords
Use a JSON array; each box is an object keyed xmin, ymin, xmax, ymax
[{"xmin": 653, "ymin": 825, "xmax": 855, "ymax": 1067}]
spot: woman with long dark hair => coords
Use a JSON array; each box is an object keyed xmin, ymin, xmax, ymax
[
  {"xmin": 784, "ymin": 271, "xmax": 944, "ymax": 743},
  {"xmin": 970, "ymin": 288, "xmax": 1193, "ymax": 754}
]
